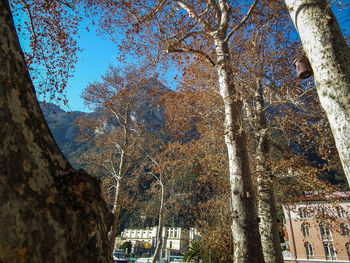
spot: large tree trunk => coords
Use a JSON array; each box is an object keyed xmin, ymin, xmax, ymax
[
  {"xmin": 254, "ymin": 82, "xmax": 283, "ymax": 263},
  {"xmin": 214, "ymin": 36, "xmax": 265, "ymax": 263},
  {"xmin": 152, "ymin": 180, "xmax": 165, "ymax": 263},
  {"xmin": 0, "ymin": 1, "xmax": 112, "ymax": 262},
  {"xmin": 284, "ymin": 0, "xmax": 350, "ymax": 183}
]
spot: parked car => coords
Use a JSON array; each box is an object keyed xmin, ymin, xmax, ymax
[{"xmin": 113, "ymin": 250, "xmax": 128, "ymax": 262}]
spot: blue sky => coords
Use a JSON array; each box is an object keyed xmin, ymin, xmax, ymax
[
  {"xmin": 63, "ymin": 28, "xmax": 120, "ymax": 112},
  {"xmin": 62, "ymin": 28, "xmax": 179, "ymax": 112}
]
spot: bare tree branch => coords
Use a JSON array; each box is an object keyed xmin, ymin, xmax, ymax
[
  {"xmin": 176, "ymin": 1, "xmax": 212, "ymax": 31},
  {"xmin": 167, "ymin": 46, "xmax": 216, "ymax": 67},
  {"xmin": 225, "ymin": 0, "xmax": 259, "ymax": 42},
  {"xmin": 137, "ymin": 0, "xmax": 168, "ymax": 24}
]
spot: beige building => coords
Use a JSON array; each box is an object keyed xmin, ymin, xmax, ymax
[
  {"xmin": 282, "ymin": 192, "xmax": 350, "ymax": 262},
  {"xmin": 116, "ymin": 226, "xmax": 201, "ymax": 257}
]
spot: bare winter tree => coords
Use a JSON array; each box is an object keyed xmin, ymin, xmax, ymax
[{"xmin": 77, "ymin": 65, "xmax": 161, "ymax": 251}]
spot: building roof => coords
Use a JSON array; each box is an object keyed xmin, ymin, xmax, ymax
[{"xmin": 282, "ymin": 191, "xmax": 350, "ymax": 204}]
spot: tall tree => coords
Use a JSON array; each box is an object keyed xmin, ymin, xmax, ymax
[
  {"xmin": 253, "ymin": 79, "xmax": 284, "ymax": 263},
  {"xmin": 0, "ymin": 0, "xmax": 111, "ymax": 262},
  {"xmin": 77, "ymin": 64, "xmax": 161, "ymax": 251},
  {"xmin": 233, "ymin": 5, "xmax": 296, "ymax": 261},
  {"xmin": 284, "ymin": 0, "xmax": 350, "ymax": 183}
]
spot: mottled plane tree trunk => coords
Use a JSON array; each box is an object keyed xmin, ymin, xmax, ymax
[
  {"xmin": 284, "ymin": 0, "xmax": 350, "ymax": 183},
  {"xmin": 0, "ymin": 0, "xmax": 112, "ymax": 262},
  {"xmin": 254, "ymin": 81, "xmax": 284, "ymax": 263},
  {"xmin": 214, "ymin": 35, "xmax": 264, "ymax": 263}
]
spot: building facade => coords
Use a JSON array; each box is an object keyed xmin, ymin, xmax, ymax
[
  {"xmin": 116, "ymin": 226, "xmax": 201, "ymax": 257},
  {"xmin": 282, "ymin": 193, "xmax": 350, "ymax": 262}
]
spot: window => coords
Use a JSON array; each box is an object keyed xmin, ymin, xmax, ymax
[
  {"xmin": 305, "ymin": 242, "xmax": 314, "ymax": 259},
  {"xmin": 301, "ymin": 223, "xmax": 310, "ymax": 237},
  {"xmin": 323, "ymin": 242, "xmax": 336, "ymax": 260},
  {"xmin": 319, "ymin": 207, "xmax": 326, "ymax": 217},
  {"xmin": 337, "ymin": 206, "xmax": 346, "ymax": 218},
  {"xmin": 169, "ymin": 241, "xmax": 172, "ymax": 249},
  {"xmin": 299, "ymin": 208, "xmax": 308, "ymax": 219},
  {"xmin": 341, "ymin": 223, "xmax": 350, "ymax": 237},
  {"xmin": 320, "ymin": 223, "xmax": 332, "ymax": 241},
  {"xmin": 167, "ymin": 229, "xmax": 169, "ymax": 238},
  {"xmin": 346, "ymin": 243, "xmax": 350, "ymax": 261},
  {"xmin": 174, "ymin": 230, "xmax": 178, "ymax": 238}
]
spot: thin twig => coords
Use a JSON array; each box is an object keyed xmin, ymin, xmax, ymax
[
  {"xmin": 167, "ymin": 47, "xmax": 216, "ymax": 66},
  {"xmin": 225, "ymin": 0, "xmax": 259, "ymax": 42}
]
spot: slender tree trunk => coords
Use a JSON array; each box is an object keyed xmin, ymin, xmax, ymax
[
  {"xmin": 284, "ymin": 0, "xmax": 350, "ymax": 183},
  {"xmin": 110, "ymin": 177, "xmax": 125, "ymax": 252},
  {"xmin": 109, "ymin": 96, "xmax": 133, "ymax": 252},
  {"xmin": 152, "ymin": 180, "xmax": 165, "ymax": 263},
  {"xmin": 109, "ymin": 147, "xmax": 128, "ymax": 252},
  {"xmin": 254, "ymin": 82, "xmax": 283, "ymax": 263},
  {"xmin": 0, "ymin": 0, "xmax": 112, "ymax": 262},
  {"xmin": 214, "ymin": 36, "xmax": 265, "ymax": 263}
]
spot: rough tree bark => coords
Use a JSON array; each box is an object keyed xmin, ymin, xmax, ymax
[
  {"xmin": 284, "ymin": 0, "xmax": 350, "ymax": 183},
  {"xmin": 254, "ymin": 81, "xmax": 283, "ymax": 263},
  {"xmin": 0, "ymin": 0, "xmax": 112, "ymax": 262}
]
